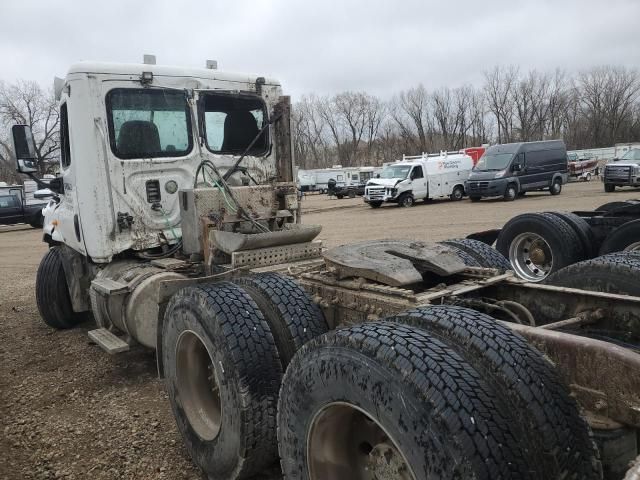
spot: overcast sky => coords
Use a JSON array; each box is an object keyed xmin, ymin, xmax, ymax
[{"xmin": 1, "ymin": 0, "xmax": 638, "ymax": 98}]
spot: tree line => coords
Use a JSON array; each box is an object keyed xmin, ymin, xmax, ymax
[
  {"xmin": 293, "ymin": 65, "xmax": 640, "ymax": 169},
  {"xmin": 1, "ymin": 65, "xmax": 639, "ymax": 184}
]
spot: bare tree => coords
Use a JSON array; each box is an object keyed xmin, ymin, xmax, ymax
[
  {"xmin": 577, "ymin": 66, "xmax": 640, "ymax": 146},
  {"xmin": 396, "ymin": 84, "xmax": 433, "ymax": 153},
  {"xmin": 546, "ymin": 69, "xmax": 572, "ymax": 139},
  {"xmin": 293, "ymin": 95, "xmax": 331, "ymax": 169},
  {"xmin": 484, "ymin": 66, "xmax": 518, "ymax": 143},
  {"xmin": 363, "ymin": 95, "xmax": 386, "ymax": 162},
  {"xmin": 291, "ymin": 64, "xmax": 639, "ymax": 169},
  {"xmin": 469, "ymin": 89, "xmax": 490, "ymax": 144},
  {"xmin": 0, "ymin": 80, "xmax": 60, "ymax": 179},
  {"xmin": 512, "ymin": 70, "xmax": 551, "ymax": 141},
  {"xmin": 431, "ymin": 86, "xmax": 475, "ymax": 150}
]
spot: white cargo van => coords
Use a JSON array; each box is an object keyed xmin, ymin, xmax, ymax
[{"xmin": 364, "ymin": 152, "xmax": 474, "ymax": 208}]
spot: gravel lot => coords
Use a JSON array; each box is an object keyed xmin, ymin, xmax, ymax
[{"xmin": 1, "ymin": 180, "xmax": 638, "ymax": 479}]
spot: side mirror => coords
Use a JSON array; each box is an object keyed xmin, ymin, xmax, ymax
[
  {"xmin": 11, "ymin": 125, "xmax": 38, "ymax": 174},
  {"xmin": 512, "ymin": 163, "xmax": 522, "ymax": 172}
]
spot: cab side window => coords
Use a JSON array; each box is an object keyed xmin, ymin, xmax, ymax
[
  {"xmin": 0, "ymin": 195, "xmax": 18, "ymax": 208},
  {"xmin": 107, "ymin": 89, "xmax": 192, "ymax": 159},
  {"xmin": 411, "ymin": 166, "xmax": 424, "ymax": 179},
  {"xmin": 60, "ymin": 103, "xmax": 71, "ymax": 168}
]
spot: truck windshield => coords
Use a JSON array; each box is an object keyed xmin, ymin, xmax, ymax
[
  {"xmin": 380, "ymin": 165, "xmax": 411, "ymax": 179},
  {"xmin": 107, "ymin": 89, "xmax": 192, "ymax": 159},
  {"xmin": 201, "ymin": 93, "xmax": 269, "ymax": 156},
  {"xmin": 474, "ymin": 153, "xmax": 514, "ymax": 171},
  {"xmin": 619, "ymin": 149, "xmax": 640, "ymax": 161}
]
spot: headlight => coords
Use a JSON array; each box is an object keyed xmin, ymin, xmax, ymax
[
  {"xmin": 494, "ymin": 170, "xmax": 507, "ymax": 178},
  {"xmin": 634, "ymin": 166, "xmax": 640, "ymax": 175}
]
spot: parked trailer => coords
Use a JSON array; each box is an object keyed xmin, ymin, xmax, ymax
[
  {"xmin": 9, "ymin": 59, "xmax": 639, "ymax": 480},
  {"xmin": 568, "ymin": 152, "xmax": 599, "ymax": 181},
  {"xmin": 298, "ymin": 166, "xmax": 381, "ymax": 194}
]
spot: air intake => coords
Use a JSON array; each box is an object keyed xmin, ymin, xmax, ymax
[{"xmin": 146, "ymin": 180, "xmax": 161, "ymax": 203}]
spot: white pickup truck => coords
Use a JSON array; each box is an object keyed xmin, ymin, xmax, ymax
[
  {"xmin": 604, "ymin": 148, "xmax": 640, "ymax": 192},
  {"xmin": 363, "ymin": 152, "xmax": 474, "ymax": 207}
]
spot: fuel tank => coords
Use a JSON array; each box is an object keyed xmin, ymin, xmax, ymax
[{"xmin": 90, "ymin": 260, "xmax": 185, "ymax": 349}]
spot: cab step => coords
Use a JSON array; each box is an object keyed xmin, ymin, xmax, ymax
[
  {"xmin": 91, "ymin": 278, "xmax": 128, "ymax": 296},
  {"xmin": 88, "ymin": 328, "xmax": 130, "ymax": 354}
]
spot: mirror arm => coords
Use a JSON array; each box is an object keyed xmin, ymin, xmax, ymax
[{"xmin": 25, "ymin": 172, "xmax": 64, "ymax": 194}]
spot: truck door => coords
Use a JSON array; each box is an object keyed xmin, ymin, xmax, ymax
[
  {"xmin": 520, "ymin": 150, "xmax": 550, "ymax": 188},
  {"xmin": 410, "ymin": 166, "xmax": 428, "ymax": 199},
  {"xmin": 0, "ymin": 195, "xmax": 23, "ymax": 224},
  {"xmin": 51, "ymin": 102, "xmax": 86, "ymax": 253},
  {"xmin": 98, "ymin": 86, "xmax": 195, "ymax": 257}
]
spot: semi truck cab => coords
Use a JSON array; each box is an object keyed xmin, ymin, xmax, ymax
[{"xmin": 13, "ymin": 60, "xmax": 289, "ymax": 263}]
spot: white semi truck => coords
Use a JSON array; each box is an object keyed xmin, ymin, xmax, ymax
[
  {"xmin": 363, "ymin": 152, "xmax": 474, "ymax": 207},
  {"xmin": 9, "ymin": 59, "xmax": 640, "ymax": 480}
]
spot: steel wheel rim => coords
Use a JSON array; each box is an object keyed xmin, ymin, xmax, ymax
[
  {"xmin": 175, "ymin": 330, "xmax": 222, "ymax": 441},
  {"xmin": 508, "ymin": 232, "xmax": 553, "ymax": 282},
  {"xmin": 307, "ymin": 402, "xmax": 415, "ymax": 480}
]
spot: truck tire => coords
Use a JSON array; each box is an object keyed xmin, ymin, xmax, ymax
[
  {"xmin": 550, "ymin": 178, "xmax": 562, "ymax": 195},
  {"xmin": 441, "ymin": 238, "xmax": 511, "ymax": 270},
  {"xmin": 35, "ymin": 247, "xmax": 87, "ymax": 329},
  {"xmin": 604, "ymin": 183, "xmax": 615, "ymax": 193},
  {"xmin": 503, "ymin": 183, "xmax": 517, "ymax": 201},
  {"xmin": 450, "ymin": 185, "xmax": 464, "ymax": 201},
  {"xmin": 278, "ymin": 322, "xmax": 536, "ymax": 480},
  {"xmin": 369, "ymin": 201, "xmax": 382, "ymax": 208},
  {"xmin": 387, "ymin": 306, "xmax": 602, "ymax": 480},
  {"xmin": 596, "ymin": 200, "xmax": 639, "ymax": 212},
  {"xmin": 336, "ymin": 193, "xmax": 344, "ymax": 199},
  {"xmin": 547, "ymin": 212, "xmax": 598, "ymax": 259},
  {"xmin": 348, "ymin": 189, "xmax": 356, "ymax": 198},
  {"xmin": 598, "ymin": 220, "xmax": 640, "ymax": 255},
  {"xmin": 397, "ymin": 193, "xmax": 414, "ymax": 207},
  {"xmin": 496, "ymin": 213, "xmax": 585, "ymax": 282},
  {"xmin": 162, "ymin": 282, "xmax": 282, "ymax": 480},
  {"xmin": 438, "ymin": 242, "xmax": 482, "ymax": 267},
  {"xmin": 546, "ymin": 252, "xmax": 640, "ymax": 296},
  {"xmin": 234, "ymin": 274, "xmax": 328, "ymax": 368}
]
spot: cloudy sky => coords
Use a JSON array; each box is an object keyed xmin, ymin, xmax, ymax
[{"xmin": 1, "ymin": 0, "xmax": 638, "ymax": 98}]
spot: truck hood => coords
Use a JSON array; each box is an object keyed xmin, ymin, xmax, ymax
[
  {"xmin": 467, "ymin": 170, "xmax": 501, "ymax": 181},
  {"xmin": 608, "ymin": 162, "xmax": 640, "ymax": 168},
  {"xmin": 366, "ymin": 178, "xmax": 402, "ymax": 188}
]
